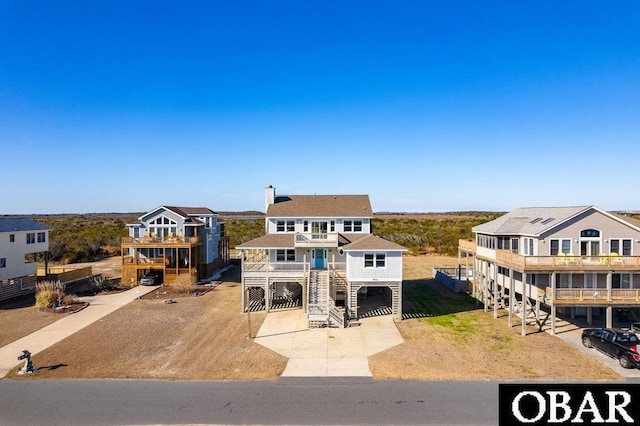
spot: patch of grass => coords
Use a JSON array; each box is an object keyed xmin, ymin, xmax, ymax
[{"xmin": 425, "ymin": 313, "xmax": 476, "ymax": 339}]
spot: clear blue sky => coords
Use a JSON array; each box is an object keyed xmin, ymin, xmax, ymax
[{"xmin": 2, "ymin": 1, "xmax": 639, "ymax": 214}]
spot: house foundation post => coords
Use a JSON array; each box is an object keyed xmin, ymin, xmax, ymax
[
  {"xmin": 522, "ymin": 273, "xmax": 527, "ymax": 336},
  {"xmin": 508, "ymin": 273, "xmax": 514, "ymax": 327},
  {"xmin": 551, "ymin": 272, "xmax": 556, "ymax": 335},
  {"xmin": 493, "ymin": 265, "xmax": 499, "ymax": 319}
]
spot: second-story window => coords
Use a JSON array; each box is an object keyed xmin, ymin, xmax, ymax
[
  {"xmin": 26, "ymin": 233, "xmax": 35, "ymax": 244},
  {"xmin": 37, "ymin": 232, "xmax": 46, "ymax": 243},
  {"xmin": 610, "ymin": 239, "xmax": 632, "ymax": 256},
  {"xmin": 523, "ymin": 238, "xmax": 534, "ymax": 255},
  {"xmin": 9, "ymin": 234, "xmax": 15, "ymax": 243},
  {"xmin": 303, "ymin": 221, "xmax": 309, "ymax": 232},
  {"xmin": 344, "ymin": 220, "xmax": 362, "ymax": 232},
  {"xmin": 276, "ymin": 220, "xmax": 295, "ymax": 232},
  {"xmin": 364, "ymin": 253, "xmax": 385, "ymax": 268},
  {"xmin": 550, "ymin": 239, "xmax": 571, "ymax": 255}
]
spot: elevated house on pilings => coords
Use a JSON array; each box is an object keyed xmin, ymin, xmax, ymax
[
  {"xmin": 121, "ymin": 206, "xmax": 230, "ymax": 286},
  {"xmin": 237, "ymin": 186, "xmax": 407, "ymax": 328},
  {"xmin": 458, "ymin": 206, "xmax": 640, "ymax": 335},
  {"xmin": 0, "ymin": 218, "xmax": 49, "ymax": 301}
]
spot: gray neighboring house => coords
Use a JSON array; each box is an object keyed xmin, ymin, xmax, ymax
[
  {"xmin": 237, "ymin": 186, "xmax": 407, "ymax": 327},
  {"xmin": 459, "ymin": 205, "xmax": 640, "ymax": 334},
  {"xmin": 0, "ymin": 218, "xmax": 49, "ymax": 301}
]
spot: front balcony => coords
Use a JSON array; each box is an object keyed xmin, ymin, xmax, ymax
[
  {"xmin": 546, "ymin": 287, "xmax": 640, "ymax": 305},
  {"xmin": 458, "ymin": 239, "xmax": 640, "ymax": 272},
  {"xmin": 242, "ymin": 259, "xmax": 346, "ymax": 279},
  {"xmin": 294, "ymin": 232, "xmax": 339, "ymax": 248},
  {"xmin": 122, "ymin": 236, "xmax": 202, "ymax": 245}
]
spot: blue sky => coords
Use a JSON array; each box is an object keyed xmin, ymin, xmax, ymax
[{"xmin": 1, "ymin": 1, "xmax": 639, "ymax": 214}]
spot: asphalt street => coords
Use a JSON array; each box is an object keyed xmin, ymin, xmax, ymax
[{"xmin": 0, "ymin": 379, "xmax": 499, "ymax": 425}]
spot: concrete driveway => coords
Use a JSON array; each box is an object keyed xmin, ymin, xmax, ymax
[
  {"xmin": 544, "ymin": 317, "xmax": 640, "ymax": 379},
  {"xmin": 254, "ymin": 309, "xmax": 404, "ymax": 377}
]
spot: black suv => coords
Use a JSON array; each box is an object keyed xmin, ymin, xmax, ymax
[{"xmin": 581, "ymin": 328, "xmax": 640, "ymax": 369}]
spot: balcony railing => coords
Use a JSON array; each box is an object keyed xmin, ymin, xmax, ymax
[
  {"xmin": 458, "ymin": 239, "xmax": 476, "ymax": 252},
  {"xmin": 244, "ymin": 261, "xmax": 346, "ymax": 271},
  {"xmin": 458, "ymin": 239, "xmax": 640, "ymax": 271},
  {"xmin": 122, "ymin": 236, "xmax": 201, "ymax": 245},
  {"xmin": 546, "ymin": 287, "xmax": 640, "ymax": 303},
  {"xmin": 294, "ymin": 232, "xmax": 339, "ymax": 247}
]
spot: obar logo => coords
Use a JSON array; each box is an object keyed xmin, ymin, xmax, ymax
[{"xmin": 499, "ymin": 384, "xmax": 640, "ymax": 425}]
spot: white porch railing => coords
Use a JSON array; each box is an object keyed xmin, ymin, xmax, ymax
[{"xmin": 295, "ymin": 232, "xmax": 339, "ymax": 247}]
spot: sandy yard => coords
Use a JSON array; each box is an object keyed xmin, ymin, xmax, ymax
[{"xmin": 4, "ymin": 255, "xmax": 621, "ymax": 381}]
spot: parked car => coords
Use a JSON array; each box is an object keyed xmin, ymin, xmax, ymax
[
  {"xmin": 632, "ymin": 322, "xmax": 640, "ymax": 333},
  {"xmin": 581, "ymin": 328, "xmax": 640, "ymax": 369},
  {"xmin": 140, "ymin": 271, "xmax": 162, "ymax": 285}
]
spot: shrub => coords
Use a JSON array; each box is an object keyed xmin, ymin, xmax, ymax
[
  {"xmin": 35, "ymin": 290, "xmax": 58, "ymax": 308},
  {"xmin": 62, "ymin": 294, "xmax": 79, "ymax": 305},
  {"xmin": 89, "ymin": 274, "xmax": 113, "ymax": 292},
  {"xmin": 35, "ymin": 280, "xmax": 66, "ymax": 308},
  {"xmin": 36, "ymin": 280, "xmax": 66, "ymax": 294},
  {"xmin": 172, "ymin": 274, "xmax": 196, "ymax": 294}
]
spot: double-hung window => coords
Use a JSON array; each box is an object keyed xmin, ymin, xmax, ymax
[
  {"xmin": 610, "ymin": 239, "xmax": 632, "ymax": 256},
  {"xmin": 276, "ymin": 220, "xmax": 295, "ymax": 233},
  {"xmin": 550, "ymin": 239, "xmax": 571, "ymax": 255},
  {"xmin": 276, "ymin": 249, "xmax": 295, "ymax": 262},
  {"xmin": 37, "ymin": 232, "xmax": 46, "ymax": 243},
  {"xmin": 364, "ymin": 253, "xmax": 385, "ymax": 268},
  {"xmin": 26, "ymin": 233, "xmax": 35, "ymax": 244}
]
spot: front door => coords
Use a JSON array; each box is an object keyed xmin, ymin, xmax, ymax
[{"xmin": 314, "ymin": 248, "xmax": 325, "ymax": 269}]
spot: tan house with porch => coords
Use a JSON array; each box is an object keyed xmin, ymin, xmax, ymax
[
  {"xmin": 237, "ymin": 186, "xmax": 407, "ymax": 327},
  {"xmin": 121, "ymin": 206, "xmax": 229, "ymax": 286},
  {"xmin": 458, "ymin": 206, "xmax": 640, "ymax": 335}
]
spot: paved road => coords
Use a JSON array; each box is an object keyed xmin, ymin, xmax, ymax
[{"xmin": 0, "ymin": 379, "xmax": 499, "ymax": 425}]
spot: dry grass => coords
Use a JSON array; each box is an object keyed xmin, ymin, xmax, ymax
[
  {"xmin": 0, "ymin": 298, "xmax": 60, "ymax": 347},
  {"xmin": 3, "ymin": 255, "xmax": 623, "ymax": 381},
  {"xmin": 7, "ymin": 267, "xmax": 286, "ymax": 380}
]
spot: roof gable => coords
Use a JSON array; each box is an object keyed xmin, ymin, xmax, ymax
[{"xmin": 473, "ymin": 205, "xmax": 640, "ymax": 236}]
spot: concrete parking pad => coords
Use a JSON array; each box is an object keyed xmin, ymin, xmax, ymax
[{"xmin": 254, "ymin": 309, "xmax": 404, "ymax": 377}]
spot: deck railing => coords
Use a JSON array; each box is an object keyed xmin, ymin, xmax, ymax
[
  {"xmin": 122, "ymin": 236, "xmax": 201, "ymax": 244},
  {"xmin": 458, "ymin": 239, "xmax": 640, "ymax": 271},
  {"xmin": 294, "ymin": 232, "xmax": 339, "ymax": 246},
  {"xmin": 546, "ymin": 288, "xmax": 640, "ymax": 302}
]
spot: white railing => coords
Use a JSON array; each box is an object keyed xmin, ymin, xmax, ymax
[{"xmin": 294, "ymin": 232, "xmax": 339, "ymax": 246}]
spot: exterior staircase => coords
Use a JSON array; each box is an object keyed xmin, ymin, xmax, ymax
[{"xmin": 307, "ymin": 270, "xmax": 346, "ymax": 328}]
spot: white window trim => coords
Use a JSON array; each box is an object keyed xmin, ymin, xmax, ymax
[{"xmin": 364, "ymin": 252, "xmax": 386, "ymax": 269}]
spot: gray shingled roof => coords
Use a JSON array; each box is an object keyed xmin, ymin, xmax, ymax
[
  {"xmin": 235, "ymin": 234, "xmax": 295, "ymax": 249},
  {"xmin": 341, "ymin": 234, "xmax": 407, "ymax": 251},
  {"xmin": 0, "ymin": 217, "xmax": 49, "ymax": 233},
  {"xmin": 163, "ymin": 206, "xmax": 217, "ymax": 216},
  {"xmin": 236, "ymin": 232, "xmax": 407, "ymax": 251},
  {"xmin": 267, "ymin": 195, "xmax": 372, "ymax": 218},
  {"xmin": 473, "ymin": 206, "xmax": 594, "ymax": 236}
]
